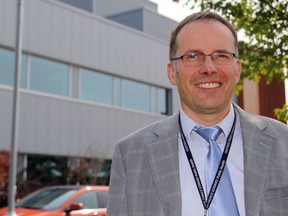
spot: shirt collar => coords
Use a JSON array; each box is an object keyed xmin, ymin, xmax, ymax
[
  {"xmin": 179, "ymin": 107, "xmax": 197, "ymax": 139},
  {"xmin": 179, "ymin": 104, "xmax": 235, "ymax": 139},
  {"xmin": 218, "ymin": 104, "xmax": 235, "ymax": 137}
]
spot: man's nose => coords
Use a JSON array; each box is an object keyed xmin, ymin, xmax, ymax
[{"xmin": 199, "ymin": 56, "xmax": 217, "ymax": 75}]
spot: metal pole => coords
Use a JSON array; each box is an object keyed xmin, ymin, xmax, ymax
[{"xmin": 6, "ymin": 0, "xmax": 24, "ymax": 215}]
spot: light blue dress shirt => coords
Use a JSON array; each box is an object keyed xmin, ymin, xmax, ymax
[{"xmin": 179, "ymin": 104, "xmax": 246, "ymax": 216}]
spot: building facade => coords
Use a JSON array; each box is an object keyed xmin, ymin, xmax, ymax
[{"xmin": 0, "ymin": 0, "xmax": 179, "ymax": 191}]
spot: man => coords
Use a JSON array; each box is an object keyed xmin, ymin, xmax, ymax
[{"xmin": 107, "ymin": 11, "xmax": 288, "ymax": 216}]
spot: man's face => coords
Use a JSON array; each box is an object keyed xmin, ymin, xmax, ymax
[{"xmin": 167, "ymin": 20, "xmax": 242, "ymax": 122}]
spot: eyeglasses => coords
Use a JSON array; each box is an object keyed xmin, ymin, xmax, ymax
[{"xmin": 171, "ymin": 51, "xmax": 237, "ymax": 67}]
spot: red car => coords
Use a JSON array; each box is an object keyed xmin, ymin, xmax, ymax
[{"xmin": 0, "ymin": 185, "xmax": 108, "ymax": 216}]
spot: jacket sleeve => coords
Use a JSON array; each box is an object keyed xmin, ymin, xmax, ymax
[{"xmin": 107, "ymin": 143, "xmax": 128, "ymax": 216}]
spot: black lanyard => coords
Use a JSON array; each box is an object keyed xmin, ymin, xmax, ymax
[{"xmin": 178, "ymin": 110, "xmax": 236, "ymax": 215}]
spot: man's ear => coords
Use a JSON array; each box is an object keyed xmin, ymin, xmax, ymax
[
  {"xmin": 235, "ymin": 59, "xmax": 242, "ymax": 84},
  {"xmin": 167, "ymin": 62, "xmax": 177, "ymax": 85}
]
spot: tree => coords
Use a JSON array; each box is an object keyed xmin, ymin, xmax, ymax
[
  {"xmin": 0, "ymin": 150, "xmax": 9, "ymax": 207},
  {"xmin": 173, "ymin": 0, "xmax": 288, "ymax": 121}
]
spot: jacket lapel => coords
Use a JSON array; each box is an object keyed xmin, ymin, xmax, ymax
[
  {"xmin": 145, "ymin": 113, "xmax": 182, "ymax": 216},
  {"xmin": 236, "ymin": 106, "xmax": 275, "ymax": 216}
]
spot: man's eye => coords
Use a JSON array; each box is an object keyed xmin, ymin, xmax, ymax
[
  {"xmin": 186, "ymin": 53, "xmax": 198, "ymax": 59},
  {"xmin": 217, "ymin": 53, "xmax": 229, "ymax": 58}
]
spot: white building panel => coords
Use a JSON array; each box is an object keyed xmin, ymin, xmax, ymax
[{"xmin": 0, "ymin": 0, "xmax": 180, "ymax": 160}]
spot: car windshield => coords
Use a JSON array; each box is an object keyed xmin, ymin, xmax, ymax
[{"xmin": 16, "ymin": 187, "xmax": 77, "ymax": 210}]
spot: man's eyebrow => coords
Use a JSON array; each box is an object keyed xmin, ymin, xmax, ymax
[
  {"xmin": 182, "ymin": 49, "xmax": 203, "ymax": 54},
  {"xmin": 212, "ymin": 49, "xmax": 231, "ymax": 53}
]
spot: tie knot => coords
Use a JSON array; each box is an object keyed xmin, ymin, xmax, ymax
[{"xmin": 194, "ymin": 125, "xmax": 222, "ymax": 141}]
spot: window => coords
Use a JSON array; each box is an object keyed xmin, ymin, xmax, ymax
[
  {"xmin": 158, "ymin": 88, "xmax": 168, "ymax": 115},
  {"xmin": 0, "ymin": 48, "xmax": 171, "ymax": 115},
  {"xmin": 74, "ymin": 191, "xmax": 99, "ymax": 209},
  {"xmin": 150, "ymin": 86, "xmax": 169, "ymax": 115},
  {"xmin": 0, "ymin": 48, "xmax": 14, "ymax": 85},
  {"xmin": 123, "ymin": 80, "xmax": 150, "ymax": 112},
  {"xmin": 80, "ymin": 69, "xmax": 113, "ymax": 105},
  {"xmin": 113, "ymin": 77, "xmax": 121, "ymax": 106},
  {"xmin": 21, "ymin": 54, "xmax": 27, "ymax": 88},
  {"xmin": 150, "ymin": 86, "xmax": 157, "ymax": 113},
  {"xmin": 30, "ymin": 56, "xmax": 69, "ymax": 96},
  {"xmin": 73, "ymin": 191, "xmax": 107, "ymax": 208},
  {"xmin": 0, "ymin": 48, "xmax": 27, "ymax": 88}
]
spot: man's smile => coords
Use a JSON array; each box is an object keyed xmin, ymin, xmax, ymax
[{"xmin": 196, "ymin": 82, "xmax": 222, "ymax": 89}]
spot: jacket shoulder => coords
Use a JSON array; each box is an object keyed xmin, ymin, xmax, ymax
[
  {"xmin": 117, "ymin": 113, "xmax": 178, "ymax": 147},
  {"xmin": 235, "ymin": 104, "xmax": 288, "ymax": 136}
]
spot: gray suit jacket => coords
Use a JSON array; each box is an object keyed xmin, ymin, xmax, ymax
[{"xmin": 107, "ymin": 105, "xmax": 288, "ymax": 216}]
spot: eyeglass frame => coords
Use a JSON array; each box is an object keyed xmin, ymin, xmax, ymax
[{"xmin": 170, "ymin": 51, "xmax": 238, "ymax": 67}]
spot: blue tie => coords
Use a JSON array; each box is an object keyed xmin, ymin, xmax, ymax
[{"xmin": 195, "ymin": 126, "xmax": 239, "ymax": 216}]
